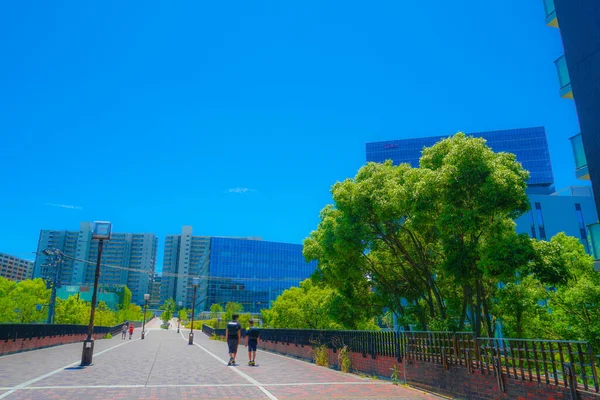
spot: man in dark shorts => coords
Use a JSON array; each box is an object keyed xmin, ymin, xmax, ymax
[
  {"xmin": 246, "ymin": 319, "xmax": 260, "ymax": 366},
  {"xmin": 225, "ymin": 314, "xmax": 241, "ymax": 366}
]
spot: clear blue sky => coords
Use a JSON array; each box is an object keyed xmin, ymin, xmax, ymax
[{"xmin": 0, "ymin": 1, "xmax": 581, "ymax": 272}]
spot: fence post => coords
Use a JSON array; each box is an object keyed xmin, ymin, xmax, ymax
[
  {"xmin": 493, "ymin": 357, "xmax": 505, "ymax": 392},
  {"xmin": 369, "ymin": 332, "xmax": 376, "ymax": 359},
  {"xmin": 563, "ymin": 363, "xmax": 579, "ymax": 400}
]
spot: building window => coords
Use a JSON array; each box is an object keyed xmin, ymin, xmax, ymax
[
  {"xmin": 575, "ymin": 203, "xmax": 590, "ymax": 253},
  {"xmin": 529, "ymin": 210, "xmax": 537, "ymax": 239},
  {"xmin": 535, "ymin": 202, "xmax": 546, "ymax": 240}
]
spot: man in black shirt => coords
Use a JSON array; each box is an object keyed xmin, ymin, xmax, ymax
[
  {"xmin": 225, "ymin": 314, "xmax": 241, "ymax": 366},
  {"xmin": 246, "ymin": 319, "xmax": 260, "ymax": 366}
]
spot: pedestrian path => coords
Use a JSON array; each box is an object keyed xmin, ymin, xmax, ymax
[{"xmin": 0, "ymin": 326, "xmax": 443, "ymax": 399}]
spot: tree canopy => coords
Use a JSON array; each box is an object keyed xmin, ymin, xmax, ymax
[
  {"xmin": 303, "ymin": 133, "xmax": 598, "ymax": 344},
  {"xmin": 262, "ymin": 279, "xmax": 379, "ymax": 330}
]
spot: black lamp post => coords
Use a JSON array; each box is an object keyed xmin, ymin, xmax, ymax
[
  {"xmin": 177, "ymin": 301, "xmax": 182, "ymax": 333},
  {"xmin": 81, "ymin": 221, "xmax": 111, "ymax": 366},
  {"xmin": 141, "ymin": 293, "xmax": 150, "ymax": 339},
  {"xmin": 188, "ymin": 277, "xmax": 199, "ymax": 345}
]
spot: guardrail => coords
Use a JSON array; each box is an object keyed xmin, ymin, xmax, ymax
[
  {"xmin": 0, "ymin": 323, "xmax": 123, "ymax": 342},
  {"xmin": 209, "ymin": 327, "xmax": 599, "ymax": 394}
]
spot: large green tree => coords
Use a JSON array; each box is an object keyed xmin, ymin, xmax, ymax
[
  {"xmin": 532, "ymin": 234, "xmax": 600, "ymax": 350},
  {"xmin": 304, "ymin": 133, "xmax": 532, "ymax": 336}
]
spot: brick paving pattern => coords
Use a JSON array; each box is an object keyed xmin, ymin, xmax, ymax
[{"xmin": 0, "ymin": 320, "xmax": 443, "ymax": 399}]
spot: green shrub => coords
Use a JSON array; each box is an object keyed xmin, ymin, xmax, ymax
[
  {"xmin": 104, "ymin": 333, "xmax": 113, "ymax": 339},
  {"xmin": 338, "ymin": 345, "xmax": 351, "ymax": 373},
  {"xmin": 391, "ymin": 364, "xmax": 400, "ymax": 385},
  {"xmin": 313, "ymin": 345, "xmax": 329, "ymax": 367}
]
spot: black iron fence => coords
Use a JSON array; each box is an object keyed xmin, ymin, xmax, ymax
[
  {"xmin": 209, "ymin": 327, "xmax": 599, "ymax": 394},
  {"xmin": 0, "ymin": 323, "xmax": 123, "ymax": 341}
]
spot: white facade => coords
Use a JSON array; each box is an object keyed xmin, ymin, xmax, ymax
[{"xmin": 160, "ymin": 226, "xmax": 210, "ymax": 309}]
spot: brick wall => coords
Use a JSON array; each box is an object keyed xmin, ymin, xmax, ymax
[
  {"xmin": 1, "ymin": 332, "xmax": 108, "ymax": 356},
  {"xmin": 231, "ymin": 334, "xmax": 600, "ymax": 400}
]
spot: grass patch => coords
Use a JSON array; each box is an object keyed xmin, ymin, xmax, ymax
[
  {"xmin": 338, "ymin": 345, "xmax": 351, "ymax": 373},
  {"xmin": 313, "ymin": 345, "xmax": 329, "ymax": 367}
]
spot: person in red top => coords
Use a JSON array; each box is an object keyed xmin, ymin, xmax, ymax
[{"xmin": 128, "ymin": 322, "xmax": 134, "ymax": 340}]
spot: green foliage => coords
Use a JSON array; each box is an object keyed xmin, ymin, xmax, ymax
[
  {"xmin": 493, "ymin": 276, "xmax": 548, "ymax": 339},
  {"xmin": 104, "ymin": 333, "xmax": 112, "ymax": 339},
  {"xmin": 223, "ymin": 302, "xmax": 243, "ymax": 322},
  {"xmin": 0, "ymin": 277, "xmax": 50, "ymax": 323},
  {"xmin": 303, "ymin": 133, "xmax": 600, "ymax": 346},
  {"xmin": 120, "ymin": 286, "xmax": 133, "ymax": 310},
  {"xmin": 0, "ymin": 278, "xmax": 148, "ymax": 327},
  {"xmin": 391, "ymin": 364, "xmax": 401, "ymax": 385},
  {"xmin": 178, "ymin": 309, "xmax": 188, "ymax": 321},
  {"xmin": 160, "ymin": 298, "xmax": 175, "ymax": 323},
  {"xmin": 304, "ymin": 133, "xmax": 534, "ymax": 336},
  {"xmin": 313, "ymin": 345, "xmax": 329, "ymax": 367},
  {"xmin": 338, "ymin": 345, "xmax": 351, "ymax": 373},
  {"xmin": 210, "ymin": 303, "xmax": 223, "ymax": 319},
  {"xmin": 55, "ymin": 296, "xmax": 89, "ymax": 324},
  {"xmin": 262, "ymin": 279, "xmax": 380, "ymax": 330}
]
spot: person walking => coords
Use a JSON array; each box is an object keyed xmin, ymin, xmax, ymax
[
  {"xmin": 121, "ymin": 323, "xmax": 127, "ymax": 340},
  {"xmin": 128, "ymin": 322, "xmax": 134, "ymax": 339},
  {"xmin": 225, "ymin": 314, "xmax": 241, "ymax": 366},
  {"xmin": 246, "ymin": 319, "xmax": 260, "ymax": 366}
]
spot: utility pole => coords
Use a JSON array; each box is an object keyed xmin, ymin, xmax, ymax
[{"xmin": 42, "ymin": 249, "xmax": 63, "ymax": 324}]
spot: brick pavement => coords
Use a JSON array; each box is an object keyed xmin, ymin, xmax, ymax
[{"xmin": 0, "ymin": 325, "xmax": 445, "ymax": 400}]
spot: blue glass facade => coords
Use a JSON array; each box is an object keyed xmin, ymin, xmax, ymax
[
  {"xmin": 201, "ymin": 238, "xmax": 317, "ymax": 313},
  {"xmin": 365, "ymin": 127, "xmax": 555, "ymax": 189}
]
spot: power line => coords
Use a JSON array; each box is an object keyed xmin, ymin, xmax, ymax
[{"xmin": 33, "ymin": 250, "xmax": 309, "ymax": 282}]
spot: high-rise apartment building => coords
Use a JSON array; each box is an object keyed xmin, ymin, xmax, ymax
[
  {"xmin": 541, "ymin": 0, "xmax": 600, "ymax": 269},
  {"xmin": 160, "ymin": 227, "xmax": 318, "ymax": 313},
  {"xmin": 366, "ymin": 127, "xmax": 598, "ymax": 251},
  {"xmin": 0, "ymin": 252, "xmax": 33, "ymax": 281},
  {"xmin": 149, "ymin": 275, "xmax": 162, "ymax": 308},
  {"xmin": 160, "ymin": 226, "xmax": 211, "ymax": 308},
  {"xmin": 33, "ymin": 222, "xmax": 158, "ymax": 305}
]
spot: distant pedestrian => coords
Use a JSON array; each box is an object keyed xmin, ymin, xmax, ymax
[
  {"xmin": 225, "ymin": 314, "xmax": 241, "ymax": 366},
  {"xmin": 121, "ymin": 324, "xmax": 127, "ymax": 340},
  {"xmin": 246, "ymin": 319, "xmax": 260, "ymax": 366},
  {"xmin": 128, "ymin": 322, "xmax": 134, "ymax": 339}
]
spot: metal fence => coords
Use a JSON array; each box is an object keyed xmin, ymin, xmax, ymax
[
  {"xmin": 0, "ymin": 323, "xmax": 123, "ymax": 341},
  {"xmin": 222, "ymin": 327, "xmax": 599, "ymax": 394}
]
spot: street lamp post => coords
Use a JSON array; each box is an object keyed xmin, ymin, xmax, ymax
[
  {"xmin": 177, "ymin": 301, "xmax": 182, "ymax": 333},
  {"xmin": 188, "ymin": 277, "xmax": 199, "ymax": 345},
  {"xmin": 141, "ymin": 293, "xmax": 150, "ymax": 339},
  {"xmin": 81, "ymin": 221, "xmax": 111, "ymax": 366}
]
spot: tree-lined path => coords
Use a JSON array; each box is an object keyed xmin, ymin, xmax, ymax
[{"xmin": 0, "ymin": 321, "xmax": 442, "ymax": 399}]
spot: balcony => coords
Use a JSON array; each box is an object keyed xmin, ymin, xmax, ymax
[
  {"xmin": 543, "ymin": 0, "xmax": 559, "ymax": 27},
  {"xmin": 555, "ymin": 55, "xmax": 573, "ymax": 99},
  {"xmin": 589, "ymin": 222, "xmax": 600, "ymax": 267},
  {"xmin": 570, "ymin": 134, "xmax": 590, "ymax": 179}
]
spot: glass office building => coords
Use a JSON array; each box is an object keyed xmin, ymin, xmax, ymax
[
  {"xmin": 366, "ymin": 127, "xmax": 598, "ymax": 252},
  {"xmin": 366, "ymin": 127, "xmax": 555, "ymax": 192},
  {"xmin": 197, "ymin": 237, "xmax": 318, "ymax": 313}
]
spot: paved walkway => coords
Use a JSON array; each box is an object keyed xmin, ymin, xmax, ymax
[{"xmin": 0, "ymin": 320, "xmax": 443, "ymax": 400}]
